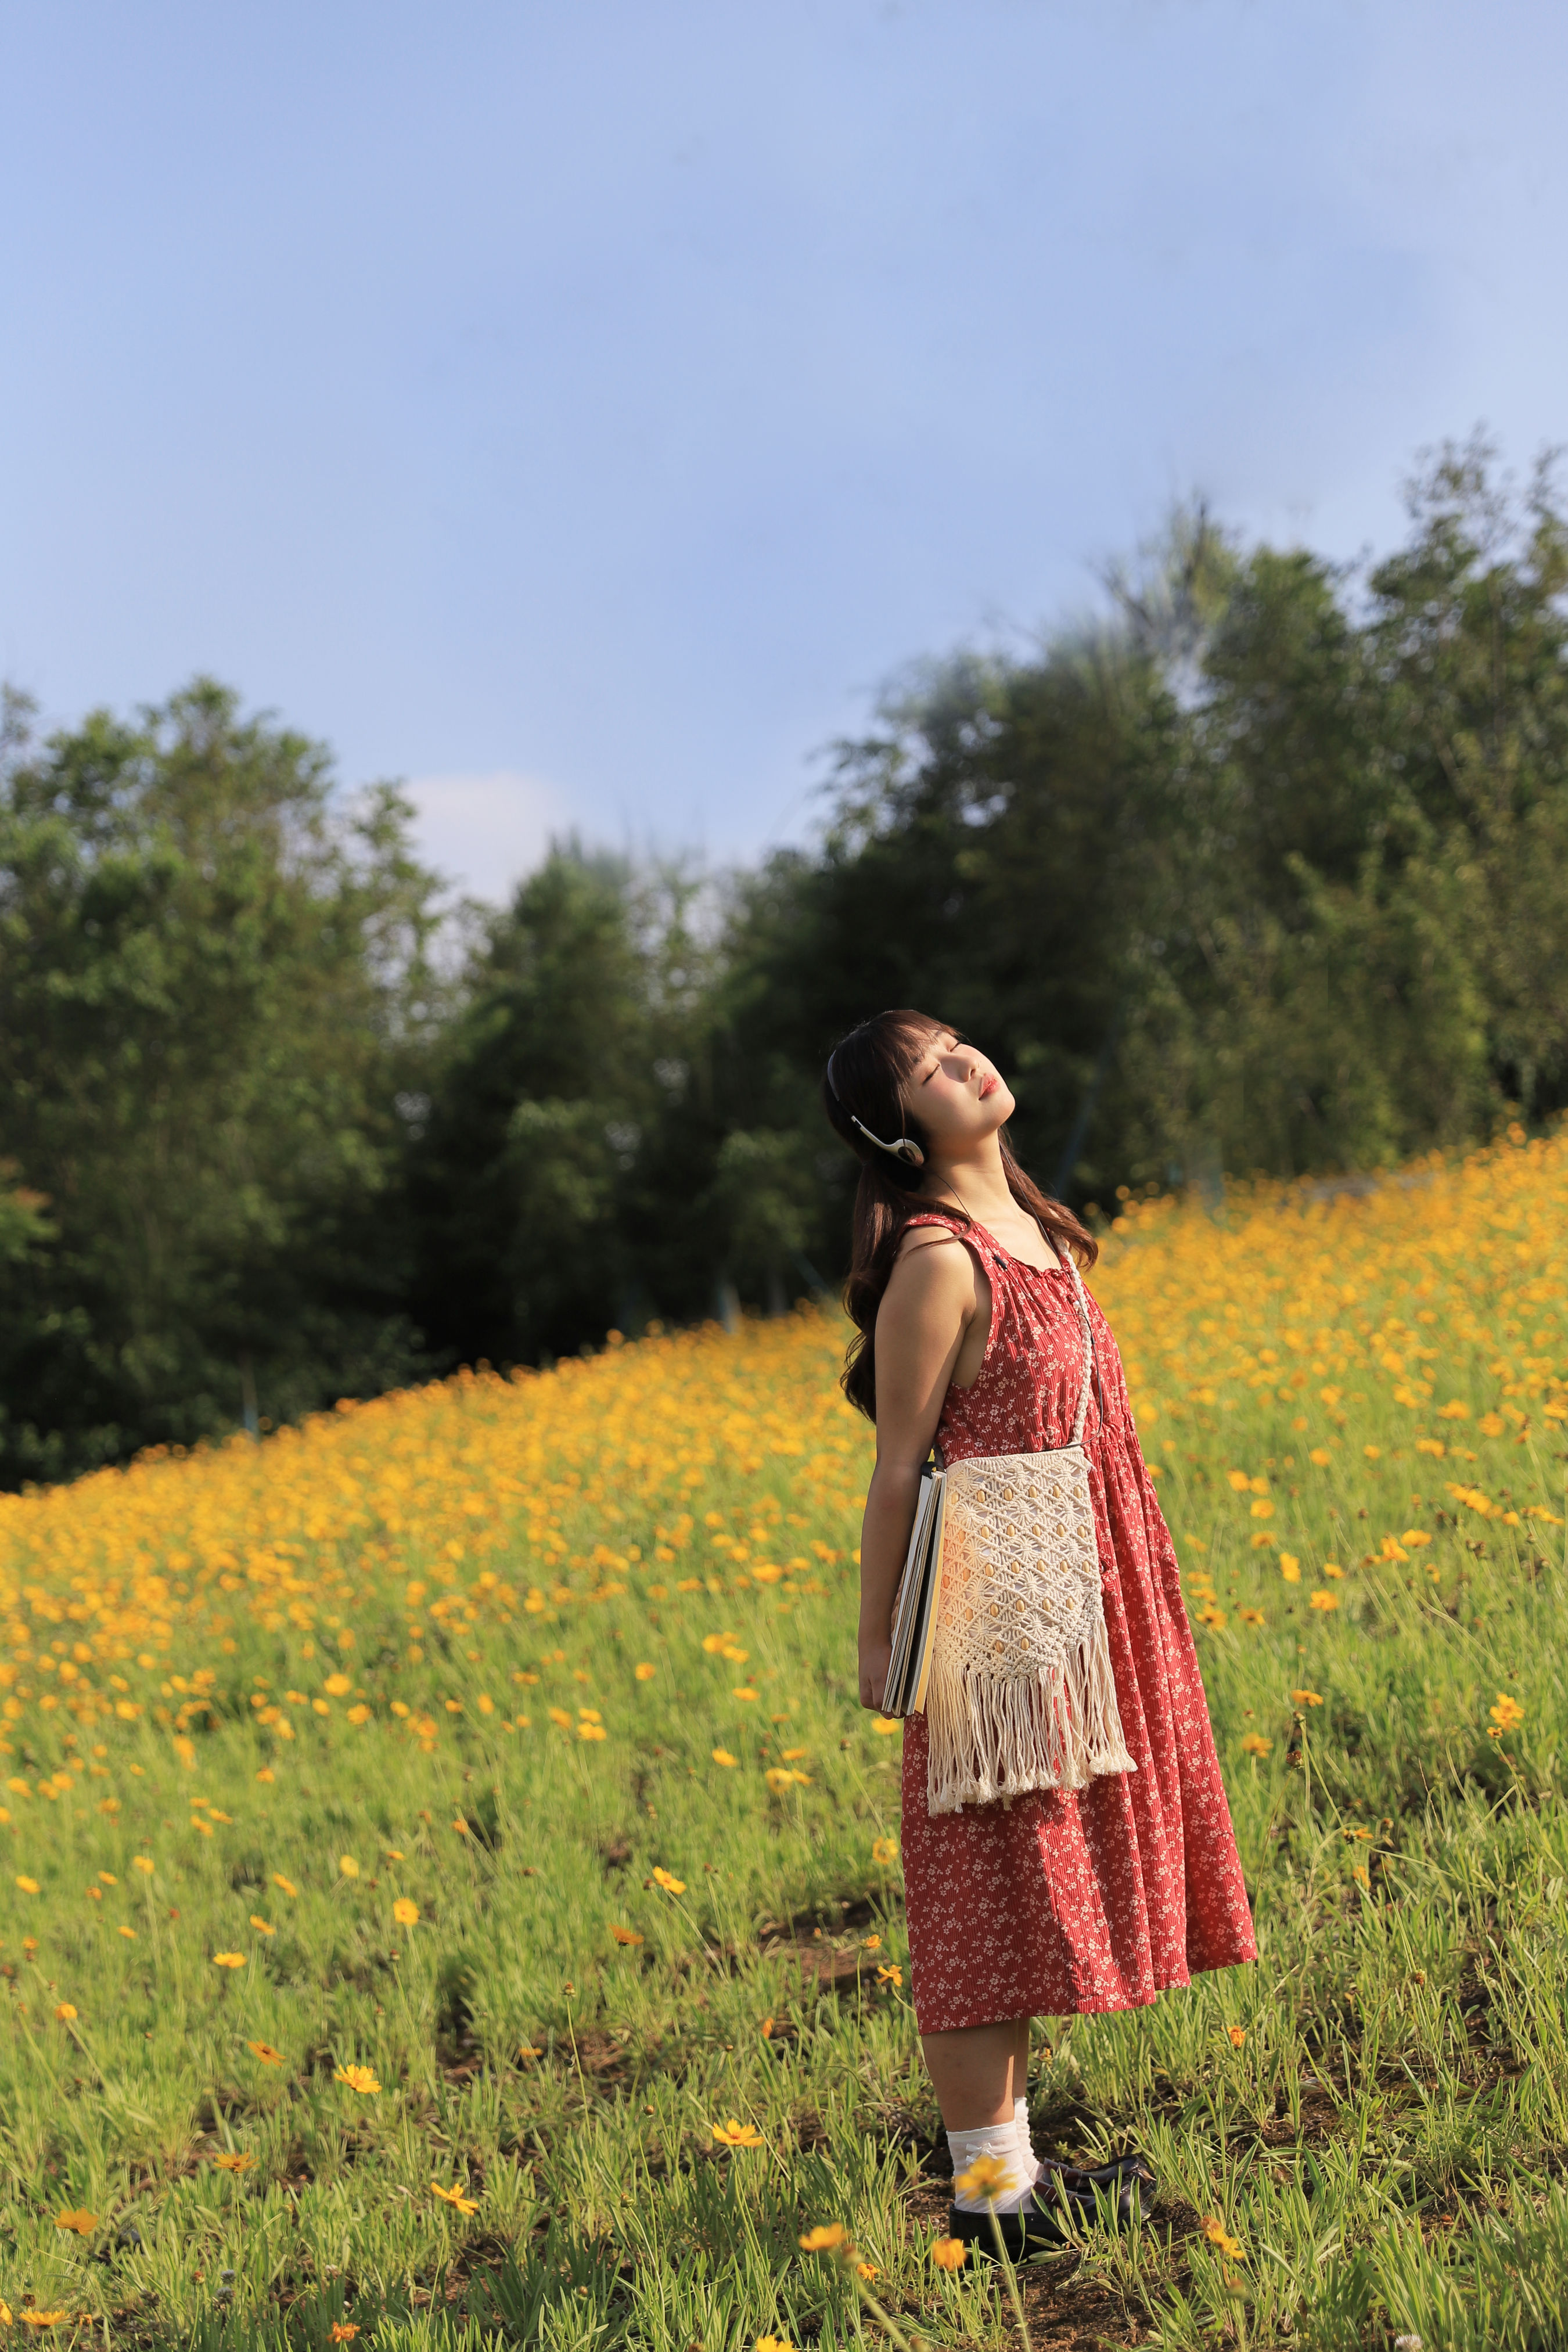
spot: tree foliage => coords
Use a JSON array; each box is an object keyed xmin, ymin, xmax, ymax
[{"xmin": 0, "ymin": 679, "xmax": 442, "ymax": 1481}]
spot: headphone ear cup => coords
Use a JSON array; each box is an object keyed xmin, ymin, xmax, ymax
[{"xmin": 896, "ymin": 1138, "xmax": 925, "ymax": 1167}]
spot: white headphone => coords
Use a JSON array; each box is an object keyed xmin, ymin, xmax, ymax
[{"xmin": 825, "ymin": 1048, "xmax": 926, "ymax": 1168}]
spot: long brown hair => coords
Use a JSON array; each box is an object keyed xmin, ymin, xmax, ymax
[{"xmin": 822, "ymin": 1008, "xmax": 1098, "ymax": 1422}]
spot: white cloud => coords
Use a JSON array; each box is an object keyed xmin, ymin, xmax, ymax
[{"xmin": 403, "ymin": 769, "xmax": 572, "ymax": 902}]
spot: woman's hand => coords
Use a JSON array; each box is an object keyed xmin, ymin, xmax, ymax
[{"xmin": 858, "ymin": 1633, "xmax": 894, "ymax": 1713}]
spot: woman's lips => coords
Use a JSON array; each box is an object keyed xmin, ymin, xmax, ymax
[{"xmin": 979, "ymin": 1074, "xmax": 999, "ymax": 1099}]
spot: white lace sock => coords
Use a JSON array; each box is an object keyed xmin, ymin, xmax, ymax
[
  {"xmin": 947, "ymin": 2119, "xmax": 1035, "ymax": 2215},
  {"xmin": 1013, "ymin": 2094, "xmax": 1043, "ymax": 2184}
]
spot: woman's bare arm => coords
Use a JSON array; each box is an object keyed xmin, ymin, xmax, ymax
[{"xmin": 855, "ymin": 1236, "xmax": 977, "ymax": 1709}]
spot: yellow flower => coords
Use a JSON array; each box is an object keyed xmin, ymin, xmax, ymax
[
  {"xmin": 549, "ymin": 1707, "xmax": 573, "ymax": 1728},
  {"xmin": 19, "ymin": 2313, "xmax": 69, "ymax": 2329},
  {"xmin": 1227, "ymin": 2024, "xmax": 1246, "ymax": 2046},
  {"xmin": 764, "ymin": 1767, "xmax": 810, "ymax": 1791},
  {"xmin": 1226, "ymin": 1470, "xmax": 1251, "ymax": 1492},
  {"xmin": 1202, "ymin": 2216, "xmax": 1245, "ymax": 2263},
  {"xmin": 15, "ymin": 1876, "xmax": 39, "ymax": 1894},
  {"xmin": 1309, "ymin": 1590, "xmax": 1340, "ymax": 1612},
  {"xmin": 799, "ymin": 2222, "xmax": 846, "ymax": 2250},
  {"xmin": 1196, "ymin": 1605, "xmax": 1228, "ymax": 1630},
  {"xmin": 213, "ymin": 2152, "xmax": 254, "ymax": 2171},
  {"xmin": 323, "ymin": 1673, "xmax": 352, "ymax": 1697},
  {"xmin": 250, "ymin": 1916, "xmax": 275, "ymax": 1936},
  {"xmin": 609, "ymin": 1924, "xmax": 643, "ymax": 1946},
  {"xmin": 1291, "ymin": 1688, "xmax": 1324, "ymax": 1707},
  {"xmin": 394, "ymin": 1897, "xmax": 420, "ymax": 1926},
  {"xmin": 856, "ymin": 2263, "xmax": 879, "ymax": 2281},
  {"xmin": 338, "ymin": 1855, "xmax": 359, "ymax": 1878},
  {"xmin": 1239, "ymin": 1734, "xmax": 1272, "ymax": 1757},
  {"xmin": 711, "ymin": 1747, "xmax": 739, "ymax": 1767},
  {"xmin": 733, "ymin": 1687, "xmax": 760, "ymax": 1703},
  {"xmin": 430, "ymin": 2179, "xmax": 479, "ymax": 2214},
  {"xmin": 871, "ymin": 1717, "xmax": 901, "ymax": 1735},
  {"xmin": 53, "ymin": 2208, "xmax": 97, "ymax": 2234},
  {"xmin": 577, "ymin": 1721, "xmax": 607, "ymax": 1741},
  {"xmin": 781, "ymin": 1746, "xmax": 808, "ymax": 1760},
  {"xmin": 212, "ymin": 1952, "xmax": 246, "ymax": 1969},
  {"xmin": 756, "ymin": 2337, "xmax": 797, "ymax": 2352},
  {"xmin": 1249, "ymin": 1498, "xmax": 1274, "ymax": 1519},
  {"xmin": 1279, "ymin": 1553, "xmax": 1301, "ymax": 1582},
  {"xmin": 875, "ymin": 1963, "xmax": 903, "ymax": 1987},
  {"xmin": 872, "ymin": 1836, "xmax": 899, "ymax": 1865},
  {"xmin": 272, "ymin": 1873, "xmax": 297, "ymax": 1897},
  {"xmin": 652, "ymin": 1867, "xmax": 686, "ymax": 1894},
  {"xmin": 346, "ymin": 1704, "xmax": 371, "ymax": 1725},
  {"xmin": 247, "ymin": 2040, "xmax": 285, "ymax": 2065},
  {"xmin": 117, "ymin": 1925, "xmax": 136, "ymax": 1940},
  {"xmin": 334, "ymin": 2064, "xmax": 381, "ymax": 2094},
  {"xmin": 1352, "ymin": 1864, "xmax": 1371, "ymax": 1889},
  {"xmin": 1489, "ymin": 1692, "xmax": 1525, "ymax": 1733},
  {"xmin": 634, "ymin": 1663, "xmax": 657, "ymax": 1681},
  {"xmin": 931, "ymin": 2236, "xmax": 968, "ymax": 2270},
  {"xmin": 711, "ymin": 2117, "xmax": 765, "ymax": 2147},
  {"xmin": 53, "ymin": 2003, "xmax": 77, "ymax": 2022},
  {"xmin": 954, "ymin": 2152, "xmax": 1016, "ymax": 2200},
  {"xmin": 1309, "ymin": 1448, "xmax": 1332, "ymax": 1466}
]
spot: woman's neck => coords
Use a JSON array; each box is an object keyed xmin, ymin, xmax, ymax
[{"xmin": 919, "ymin": 1139, "xmax": 1015, "ymax": 1221}]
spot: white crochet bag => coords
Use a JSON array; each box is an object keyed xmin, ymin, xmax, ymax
[{"xmin": 923, "ymin": 1246, "xmax": 1138, "ymax": 1815}]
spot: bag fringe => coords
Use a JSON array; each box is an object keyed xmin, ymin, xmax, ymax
[{"xmin": 924, "ymin": 1609, "xmax": 1137, "ymax": 1816}]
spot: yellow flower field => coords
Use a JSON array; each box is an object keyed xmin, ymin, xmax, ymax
[{"xmin": 0, "ymin": 1124, "xmax": 1565, "ymax": 2346}]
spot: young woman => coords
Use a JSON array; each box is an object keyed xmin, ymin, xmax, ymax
[{"xmin": 823, "ymin": 1010, "xmax": 1256, "ymax": 2254}]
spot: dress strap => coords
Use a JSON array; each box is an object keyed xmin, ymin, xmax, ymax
[{"xmin": 902, "ymin": 1211, "xmax": 1004, "ymax": 1265}]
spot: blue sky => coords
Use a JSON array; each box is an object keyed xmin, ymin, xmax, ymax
[{"xmin": 3, "ymin": 1, "xmax": 1567, "ymax": 897}]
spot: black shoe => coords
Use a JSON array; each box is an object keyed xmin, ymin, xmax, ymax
[
  {"xmin": 944, "ymin": 2187, "xmax": 1073, "ymax": 2259},
  {"xmin": 1034, "ymin": 2156, "xmax": 1152, "ymax": 2232},
  {"xmin": 1042, "ymin": 2151, "xmax": 1155, "ymax": 2192}
]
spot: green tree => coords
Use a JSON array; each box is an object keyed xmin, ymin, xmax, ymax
[
  {"xmin": 0, "ymin": 679, "xmax": 442, "ymax": 1482},
  {"xmin": 411, "ymin": 849, "xmax": 733, "ymax": 1365}
]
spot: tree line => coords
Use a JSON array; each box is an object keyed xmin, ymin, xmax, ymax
[{"xmin": 3, "ymin": 437, "xmax": 1565, "ymax": 1484}]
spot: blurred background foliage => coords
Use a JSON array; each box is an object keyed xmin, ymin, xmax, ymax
[{"xmin": 4, "ymin": 437, "xmax": 1568, "ymax": 1481}]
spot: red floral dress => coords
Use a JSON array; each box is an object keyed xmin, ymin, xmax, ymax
[{"xmin": 896, "ymin": 1213, "xmax": 1256, "ymax": 2030}]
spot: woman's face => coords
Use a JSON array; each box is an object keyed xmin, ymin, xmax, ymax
[{"xmin": 907, "ymin": 1027, "xmax": 1015, "ymax": 1154}]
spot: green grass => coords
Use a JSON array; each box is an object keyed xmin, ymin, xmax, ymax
[{"xmin": 3, "ymin": 1139, "xmax": 1568, "ymax": 2349}]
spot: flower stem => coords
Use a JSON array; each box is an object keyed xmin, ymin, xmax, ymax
[{"xmin": 986, "ymin": 2199, "xmax": 1033, "ymax": 2352}]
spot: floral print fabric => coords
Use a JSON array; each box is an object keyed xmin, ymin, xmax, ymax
[{"xmin": 896, "ymin": 1212, "xmax": 1257, "ymax": 2030}]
